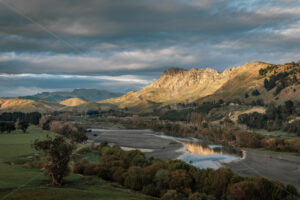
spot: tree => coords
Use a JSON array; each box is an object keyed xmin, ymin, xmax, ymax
[
  {"xmin": 228, "ymin": 181, "xmax": 259, "ymax": 200},
  {"xmin": 161, "ymin": 190, "xmax": 185, "ymax": 200},
  {"xmin": 251, "ymin": 89, "xmax": 260, "ymax": 96},
  {"xmin": 284, "ymin": 100, "xmax": 294, "ymax": 116},
  {"xmin": 33, "ymin": 136, "xmax": 73, "ymax": 186},
  {"xmin": 16, "ymin": 119, "xmax": 29, "ymax": 133},
  {"xmin": 49, "ymin": 121, "xmax": 87, "ymax": 142},
  {"xmin": 189, "ymin": 192, "xmax": 216, "ymax": 200},
  {"xmin": 169, "ymin": 169, "xmax": 193, "ymax": 195},
  {"xmin": 154, "ymin": 169, "xmax": 171, "ymax": 189},
  {"xmin": 39, "ymin": 115, "xmax": 53, "ymax": 130},
  {"xmin": 209, "ymin": 168, "xmax": 233, "ymax": 199},
  {"xmin": 0, "ymin": 121, "xmax": 16, "ymax": 133},
  {"xmin": 124, "ymin": 166, "xmax": 144, "ymax": 190}
]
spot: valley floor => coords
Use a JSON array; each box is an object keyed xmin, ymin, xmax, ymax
[{"xmin": 87, "ymin": 128, "xmax": 300, "ymax": 190}]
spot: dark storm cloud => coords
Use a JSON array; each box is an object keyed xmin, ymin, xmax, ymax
[
  {"xmin": 1, "ymin": 0, "xmax": 300, "ymax": 54},
  {"xmin": 0, "ymin": 0, "xmax": 300, "ymax": 96}
]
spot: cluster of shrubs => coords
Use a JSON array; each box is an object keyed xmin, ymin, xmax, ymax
[
  {"xmin": 39, "ymin": 116, "xmax": 87, "ymax": 142},
  {"xmin": 283, "ymin": 120, "xmax": 300, "ymax": 135},
  {"xmin": 86, "ymin": 109, "xmax": 130, "ymax": 117},
  {"xmin": 159, "ymin": 109, "xmax": 193, "ymax": 121},
  {"xmin": 159, "ymin": 102, "xmax": 222, "ymax": 122},
  {"xmin": 250, "ymin": 99, "xmax": 265, "ymax": 106},
  {"xmin": 238, "ymin": 101, "xmax": 299, "ymax": 133},
  {"xmin": 262, "ymin": 138, "xmax": 300, "ymax": 152},
  {"xmin": 259, "ymin": 65, "xmax": 278, "ymax": 76},
  {"xmin": 261, "ymin": 62, "xmax": 299, "ymax": 96},
  {"xmin": 73, "ymin": 142, "xmax": 299, "ymax": 200},
  {"xmin": 251, "ymin": 89, "xmax": 260, "ymax": 96}
]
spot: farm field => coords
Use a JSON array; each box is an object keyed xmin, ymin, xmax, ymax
[{"xmin": 0, "ymin": 126, "xmax": 156, "ymax": 200}]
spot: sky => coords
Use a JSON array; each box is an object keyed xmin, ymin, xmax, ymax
[{"xmin": 0, "ymin": 0, "xmax": 300, "ymax": 97}]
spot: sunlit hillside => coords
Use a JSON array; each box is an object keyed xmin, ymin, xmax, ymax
[
  {"xmin": 60, "ymin": 97, "xmax": 88, "ymax": 107},
  {"xmin": 0, "ymin": 98, "xmax": 64, "ymax": 113},
  {"xmin": 101, "ymin": 62, "xmax": 300, "ymax": 111}
]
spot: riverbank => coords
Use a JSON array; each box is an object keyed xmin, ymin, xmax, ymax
[
  {"xmin": 223, "ymin": 149, "xmax": 300, "ymax": 190},
  {"xmin": 87, "ymin": 129, "xmax": 184, "ymax": 160}
]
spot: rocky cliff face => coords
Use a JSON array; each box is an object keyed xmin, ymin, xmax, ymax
[{"xmin": 101, "ymin": 61, "xmax": 299, "ymax": 111}]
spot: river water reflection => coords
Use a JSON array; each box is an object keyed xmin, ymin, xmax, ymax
[{"xmin": 179, "ymin": 141, "xmax": 240, "ymax": 169}]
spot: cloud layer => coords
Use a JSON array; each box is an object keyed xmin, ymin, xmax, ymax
[{"xmin": 0, "ymin": 0, "xmax": 300, "ymax": 96}]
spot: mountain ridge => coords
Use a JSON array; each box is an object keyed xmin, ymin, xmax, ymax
[
  {"xmin": 101, "ymin": 61, "xmax": 300, "ymax": 111},
  {"xmin": 21, "ymin": 89, "xmax": 123, "ymax": 102}
]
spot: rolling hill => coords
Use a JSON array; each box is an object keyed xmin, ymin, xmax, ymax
[
  {"xmin": 0, "ymin": 98, "xmax": 64, "ymax": 113},
  {"xmin": 101, "ymin": 61, "xmax": 300, "ymax": 111},
  {"xmin": 60, "ymin": 97, "xmax": 88, "ymax": 107},
  {"xmin": 21, "ymin": 89, "xmax": 123, "ymax": 102}
]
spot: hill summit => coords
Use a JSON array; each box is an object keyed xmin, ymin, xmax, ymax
[{"xmin": 60, "ymin": 97, "xmax": 88, "ymax": 107}]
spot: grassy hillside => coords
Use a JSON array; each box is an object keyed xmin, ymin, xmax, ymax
[
  {"xmin": 0, "ymin": 98, "xmax": 118, "ymax": 113},
  {"xmin": 0, "ymin": 98, "xmax": 64, "ymax": 113},
  {"xmin": 199, "ymin": 62, "xmax": 300, "ymax": 104},
  {"xmin": 60, "ymin": 97, "xmax": 88, "ymax": 107},
  {"xmin": 0, "ymin": 126, "xmax": 155, "ymax": 200}
]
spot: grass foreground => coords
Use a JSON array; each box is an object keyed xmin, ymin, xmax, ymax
[{"xmin": 0, "ymin": 126, "xmax": 156, "ymax": 200}]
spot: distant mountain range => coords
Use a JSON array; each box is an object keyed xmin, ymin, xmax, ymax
[{"xmin": 21, "ymin": 89, "xmax": 123, "ymax": 102}]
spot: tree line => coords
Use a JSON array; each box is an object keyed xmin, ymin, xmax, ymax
[
  {"xmin": 0, "ymin": 112, "xmax": 41, "ymax": 133},
  {"xmin": 238, "ymin": 101, "xmax": 300, "ymax": 135},
  {"xmin": 0, "ymin": 112, "xmax": 41, "ymax": 124}
]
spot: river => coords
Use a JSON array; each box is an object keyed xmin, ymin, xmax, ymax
[{"xmin": 87, "ymin": 128, "xmax": 241, "ymax": 169}]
